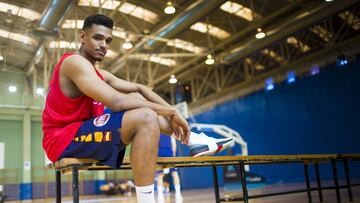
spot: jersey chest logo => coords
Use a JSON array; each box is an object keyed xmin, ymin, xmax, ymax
[{"xmin": 93, "ymin": 114, "xmax": 110, "ymax": 127}]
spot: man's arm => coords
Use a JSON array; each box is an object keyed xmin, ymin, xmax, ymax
[
  {"xmin": 61, "ymin": 55, "xmax": 189, "ymax": 142},
  {"xmin": 98, "ymin": 69, "xmax": 190, "ymax": 142},
  {"xmin": 100, "ymin": 69, "xmax": 173, "ymax": 108},
  {"xmin": 62, "ymin": 55, "xmax": 176, "ymax": 116}
]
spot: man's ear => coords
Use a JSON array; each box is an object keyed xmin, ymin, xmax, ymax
[{"xmin": 80, "ymin": 31, "xmax": 86, "ymax": 44}]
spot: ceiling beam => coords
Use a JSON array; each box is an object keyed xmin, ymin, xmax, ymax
[
  {"xmin": 189, "ymin": 34, "xmax": 360, "ymax": 115},
  {"xmin": 110, "ymin": 0, "xmax": 227, "ymax": 74},
  {"xmin": 224, "ymin": 0, "xmax": 358, "ymax": 64},
  {"xmin": 152, "ymin": 0, "xmax": 310, "ymax": 88},
  {"xmin": 154, "ymin": 0, "xmax": 358, "ymax": 90},
  {"xmin": 129, "ymin": 53, "xmax": 207, "ymax": 58},
  {"xmin": 26, "ymin": 0, "xmax": 74, "ymax": 76}
]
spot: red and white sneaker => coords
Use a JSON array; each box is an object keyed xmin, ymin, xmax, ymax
[{"xmin": 189, "ymin": 132, "xmax": 234, "ymax": 157}]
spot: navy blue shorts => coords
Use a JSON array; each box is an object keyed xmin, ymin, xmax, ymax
[{"xmin": 60, "ymin": 112, "xmax": 126, "ymax": 169}]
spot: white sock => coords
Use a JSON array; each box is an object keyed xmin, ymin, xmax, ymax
[
  {"xmin": 174, "ymin": 184, "xmax": 182, "ymax": 196},
  {"xmin": 157, "ymin": 185, "xmax": 164, "ymax": 195},
  {"xmin": 135, "ymin": 184, "xmax": 155, "ymax": 203}
]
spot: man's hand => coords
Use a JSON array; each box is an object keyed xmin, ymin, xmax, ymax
[{"xmin": 170, "ymin": 111, "xmax": 190, "ymax": 144}]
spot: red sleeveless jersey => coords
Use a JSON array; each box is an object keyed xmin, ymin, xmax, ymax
[{"xmin": 42, "ymin": 52, "xmax": 104, "ymax": 162}]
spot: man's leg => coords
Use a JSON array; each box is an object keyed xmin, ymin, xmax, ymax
[
  {"xmin": 171, "ymin": 171, "xmax": 183, "ymax": 202},
  {"xmin": 127, "ymin": 92, "xmax": 234, "ymax": 156},
  {"xmin": 128, "ymin": 92, "xmax": 173, "ymax": 135},
  {"xmin": 156, "ymin": 173, "xmax": 165, "ymax": 202},
  {"xmin": 120, "ymin": 107, "xmax": 160, "ymax": 202}
]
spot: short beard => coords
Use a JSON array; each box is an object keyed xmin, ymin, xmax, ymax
[{"xmin": 95, "ymin": 56, "xmax": 104, "ymax": 62}]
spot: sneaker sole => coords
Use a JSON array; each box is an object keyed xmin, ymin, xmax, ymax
[
  {"xmin": 215, "ymin": 139, "xmax": 234, "ymax": 154},
  {"xmin": 191, "ymin": 139, "xmax": 234, "ymax": 157},
  {"xmin": 191, "ymin": 148, "xmax": 217, "ymax": 157},
  {"xmin": 192, "ymin": 150, "xmax": 215, "ymax": 157}
]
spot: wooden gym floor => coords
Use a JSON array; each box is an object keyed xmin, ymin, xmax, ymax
[{"xmin": 5, "ymin": 182, "xmax": 360, "ymax": 203}]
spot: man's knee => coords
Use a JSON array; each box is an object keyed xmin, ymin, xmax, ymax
[
  {"xmin": 124, "ymin": 107, "xmax": 158, "ymax": 124},
  {"xmin": 135, "ymin": 107, "xmax": 158, "ymax": 124},
  {"xmin": 129, "ymin": 108, "xmax": 159, "ymax": 136},
  {"xmin": 130, "ymin": 108, "xmax": 160, "ymax": 149},
  {"xmin": 121, "ymin": 108, "xmax": 159, "ymax": 145}
]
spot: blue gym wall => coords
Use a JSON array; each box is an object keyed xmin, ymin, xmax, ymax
[{"xmin": 178, "ymin": 58, "xmax": 360, "ymax": 189}]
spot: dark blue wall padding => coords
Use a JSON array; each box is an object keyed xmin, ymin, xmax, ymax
[
  {"xmin": 179, "ymin": 59, "xmax": 360, "ymax": 189},
  {"xmin": 19, "ymin": 183, "xmax": 32, "ymax": 200}
]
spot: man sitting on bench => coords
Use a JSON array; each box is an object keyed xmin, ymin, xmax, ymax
[{"xmin": 42, "ymin": 14, "xmax": 233, "ymax": 203}]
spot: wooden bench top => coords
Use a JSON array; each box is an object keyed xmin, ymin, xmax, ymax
[{"xmin": 48, "ymin": 154, "xmax": 360, "ymax": 172}]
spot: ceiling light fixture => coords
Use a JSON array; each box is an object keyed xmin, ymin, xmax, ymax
[
  {"xmin": 5, "ymin": 9, "xmax": 12, "ymax": 24},
  {"xmin": 255, "ymin": 28, "xmax": 266, "ymax": 39},
  {"xmin": 265, "ymin": 78, "xmax": 274, "ymax": 91},
  {"xmin": 164, "ymin": 1, "xmax": 176, "ymax": 15},
  {"xmin": 122, "ymin": 40, "xmax": 133, "ymax": 49},
  {"xmin": 337, "ymin": 54, "xmax": 348, "ymax": 66},
  {"xmin": 169, "ymin": 74, "xmax": 177, "ymax": 84},
  {"xmin": 310, "ymin": 65, "xmax": 320, "ymax": 75},
  {"xmin": 205, "ymin": 54, "xmax": 215, "ymax": 65},
  {"xmin": 36, "ymin": 87, "xmax": 44, "ymax": 96},
  {"xmin": 8, "ymin": 85, "xmax": 17, "ymax": 93},
  {"xmin": 287, "ymin": 71, "xmax": 296, "ymax": 84}
]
